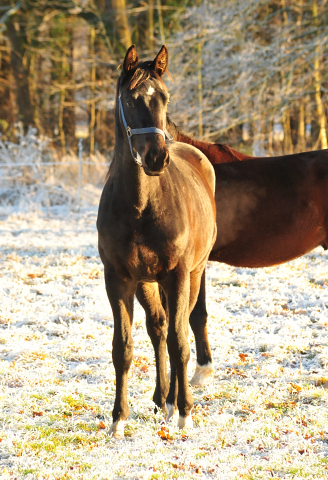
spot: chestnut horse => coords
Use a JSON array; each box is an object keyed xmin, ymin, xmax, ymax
[
  {"xmin": 97, "ymin": 45, "xmax": 216, "ymax": 437},
  {"xmin": 165, "ymin": 117, "xmax": 328, "ymax": 388}
]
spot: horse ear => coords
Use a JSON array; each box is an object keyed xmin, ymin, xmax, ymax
[
  {"xmin": 123, "ymin": 45, "xmax": 139, "ymax": 76},
  {"xmin": 153, "ymin": 45, "xmax": 168, "ymax": 77}
]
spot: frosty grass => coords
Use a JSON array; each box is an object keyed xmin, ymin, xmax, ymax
[{"xmin": 0, "ymin": 203, "xmax": 328, "ymax": 480}]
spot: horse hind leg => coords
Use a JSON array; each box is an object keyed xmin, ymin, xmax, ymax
[
  {"xmin": 136, "ymin": 282, "xmax": 169, "ymax": 412},
  {"xmin": 189, "ymin": 270, "xmax": 214, "ymax": 387}
]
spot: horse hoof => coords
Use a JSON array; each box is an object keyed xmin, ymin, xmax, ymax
[
  {"xmin": 178, "ymin": 414, "xmax": 193, "ymax": 429},
  {"xmin": 190, "ymin": 362, "xmax": 214, "ymax": 386},
  {"xmin": 165, "ymin": 403, "xmax": 178, "ymax": 422},
  {"xmin": 108, "ymin": 420, "xmax": 125, "ymax": 439}
]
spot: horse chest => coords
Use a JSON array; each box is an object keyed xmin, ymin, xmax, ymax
[
  {"xmin": 109, "ymin": 223, "xmax": 180, "ymax": 280},
  {"xmin": 128, "ymin": 242, "xmax": 163, "ymax": 279}
]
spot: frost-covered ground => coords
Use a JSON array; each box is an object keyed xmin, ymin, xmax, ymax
[{"xmin": 0, "ymin": 204, "xmax": 328, "ymax": 480}]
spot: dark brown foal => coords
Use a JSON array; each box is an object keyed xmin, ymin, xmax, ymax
[{"xmin": 97, "ymin": 45, "xmax": 216, "ymax": 437}]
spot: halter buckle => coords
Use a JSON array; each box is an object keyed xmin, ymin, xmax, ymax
[{"xmin": 126, "ymin": 126, "xmax": 132, "ymax": 137}]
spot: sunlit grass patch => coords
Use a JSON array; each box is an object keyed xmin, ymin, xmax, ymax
[
  {"xmin": 62, "ymin": 393, "xmax": 87, "ymax": 409},
  {"xmin": 15, "ymin": 423, "xmax": 105, "ymax": 455},
  {"xmin": 19, "ymin": 468, "xmax": 38, "ymax": 476},
  {"xmin": 18, "ymin": 460, "xmax": 93, "ymax": 478},
  {"xmin": 59, "ymin": 393, "xmax": 102, "ymax": 415}
]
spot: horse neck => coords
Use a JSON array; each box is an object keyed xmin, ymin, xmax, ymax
[
  {"xmin": 112, "ymin": 128, "xmax": 152, "ymax": 216},
  {"xmin": 165, "ymin": 118, "xmax": 216, "ymax": 158},
  {"xmin": 175, "ymin": 130, "xmax": 216, "ymax": 159},
  {"xmin": 166, "ymin": 119, "xmax": 253, "ymax": 164}
]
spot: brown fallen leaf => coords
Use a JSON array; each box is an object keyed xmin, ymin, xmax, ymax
[
  {"xmin": 289, "ymin": 383, "xmax": 302, "ymax": 393},
  {"xmin": 27, "ymin": 273, "xmax": 44, "ymax": 278},
  {"xmin": 238, "ymin": 353, "xmax": 248, "ymax": 362},
  {"xmin": 157, "ymin": 426, "xmax": 173, "ymax": 442},
  {"xmin": 32, "ymin": 411, "xmax": 43, "ymax": 417}
]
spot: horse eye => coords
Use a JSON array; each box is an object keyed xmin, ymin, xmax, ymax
[{"xmin": 126, "ymin": 100, "xmax": 133, "ymax": 107}]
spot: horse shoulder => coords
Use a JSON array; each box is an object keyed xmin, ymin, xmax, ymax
[{"xmin": 168, "ymin": 141, "xmax": 215, "ymax": 194}]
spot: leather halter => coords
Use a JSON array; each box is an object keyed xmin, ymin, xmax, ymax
[{"xmin": 118, "ymin": 92, "xmax": 172, "ymax": 167}]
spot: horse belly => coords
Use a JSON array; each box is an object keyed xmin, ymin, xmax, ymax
[
  {"xmin": 213, "ymin": 230, "xmax": 324, "ymax": 268},
  {"xmin": 212, "ymin": 196, "xmax": 325, "ymax": 268}
]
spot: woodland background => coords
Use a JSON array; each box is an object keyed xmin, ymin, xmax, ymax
[{"xmin": 1, "ymin": 0, "xmax": 328, "ymax": 158}]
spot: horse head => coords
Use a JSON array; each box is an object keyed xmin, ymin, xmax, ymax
[{"xmin": 117, "ymin": 45, "xmax": 170, "ymax": 176}]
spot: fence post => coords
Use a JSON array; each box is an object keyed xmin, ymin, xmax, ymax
[
  {"xmin": 77, "ymin": 137, "xmax": 83, "ymax": 208},
  {"xmin": 75, "ymin": 122, "xmax": 89, "ymax": 209}
]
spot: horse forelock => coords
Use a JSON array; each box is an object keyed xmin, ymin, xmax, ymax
[
  {"xmin": 128, "ymin": 69, "xmax": 150, "ymax": 90},
  {"xmin": 122, "ymin": 62, "xmax": 167, "ymax": 93}
]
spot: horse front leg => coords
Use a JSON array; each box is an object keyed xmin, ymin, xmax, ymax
[
  {"xmin": 136, "ymin": 282, "xmax": 169, "ymax": 412},
  {"xmin": 104, "ymin": 264, "xmax": 136, "ymax": 438},
  {"xmin": 164, "ymin": 267, "xmax": 193, "ymax": 429},
  {"xmin": 189, "ymin": 270, "xmax": 214, "ymax": 386}
]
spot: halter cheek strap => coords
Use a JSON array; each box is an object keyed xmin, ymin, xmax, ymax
[{"xmin": 118, "ymin": 93, "xmax": 171, "ymax": 167}]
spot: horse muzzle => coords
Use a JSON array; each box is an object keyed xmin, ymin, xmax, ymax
[{"xmin": 143, "ymin": 148, "xmax": 170, "ymax": 176}]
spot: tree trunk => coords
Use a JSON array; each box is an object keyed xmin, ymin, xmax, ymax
[
  {"xmin": 0, "ymin": 42, "xmax": 15, "ymax": 137},
  {"xmin": 297, "ymin": 101, "xmax": 305, "ymax": 152},
  {"xmin": 59, "ymin": 86, "xmax": 66, "ymax": 154},
  {"xmin": 283, "ymin": 109, "xmax": 293, "ymax": 154},
  {"xmin": 148, "ymin": 0, "xmax": 154, "ymax": 52},
  {"xmin": 312, "ymin": 1, "xmax": 327, "ymax": 149},
  {"xmin": 28, "ymin": 52, "xmax": 42, "ymax": 133},
  {"xmin": 313, "ymin": 45, "xmax": 327, "ymax": 149},
  {"xmin": 6, "ymin": 20, "xmax": 35, "ymax": 131},
  {"xmin": 268, "ymin": 120, "xmax": 273, "ymax": 155},
  {"xmin": 63, "ymin": 32, "xmax": 76, "ymax": 148},
  {"xmin": 197, "ymin": 41, "xmax": 203, "ymax": 138},
  {"xmin": 156, "ymin": 0, "xmax": 165, "ymax": 45},
  {"xmin": 90, "ymin": 25, "xmax": 96, "ymax": 155},
  {"xmin": 104, "ymin": 0, "xmax": 132, "ymax": 50}
]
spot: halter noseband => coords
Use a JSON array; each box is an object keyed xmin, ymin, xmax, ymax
[{"xmin": 118, "ymin": 92, "xmax": 172, "ymax": 167}]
